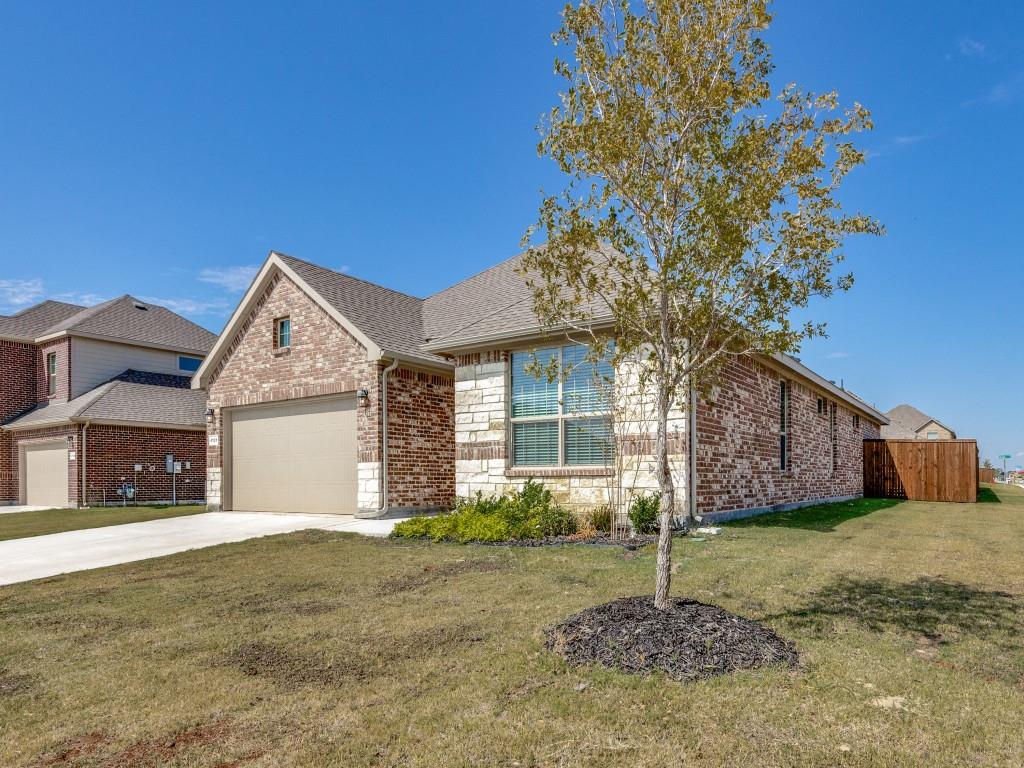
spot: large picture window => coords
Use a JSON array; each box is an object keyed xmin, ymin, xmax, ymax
[{"xmin": 510, "ymin": 344, "xmax": 613, "ymax": 467}]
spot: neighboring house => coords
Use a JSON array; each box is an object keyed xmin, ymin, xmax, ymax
[
  {"xmin": 881, "ymin": 404, "xmax": 956, "ymax": 440},
  {"xmin": 0, "ymin": 296, "xmax": 216, "ymax": 507},
  {"xmin": 194, "ymin": 251, "xmax": 887, "ymax": 521}
]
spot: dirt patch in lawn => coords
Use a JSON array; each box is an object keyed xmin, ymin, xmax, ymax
[
  {"xmin": 0, "ymin": 668, "xmax": 36, "ymax": 697},
  {"xmin": 377, "ymin": 558, "xmax": 508, "ymax": 596},
  {"xmin": 33, "ymin": 721, "xmax": 231, "ymax": 768},
  {"xmin": 227, "ymin": 641, "xmax": 353, "ymax": 687},
  {"xmin": 33, "ymin": 731, "xmax": 111, "ymax": 766},
  {"xmin": 546, "ymin": 596, "xmax": 799, "ymax": 682}
]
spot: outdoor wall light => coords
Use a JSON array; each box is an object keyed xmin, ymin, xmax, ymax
[
  {"xmin": 205, "ymin": 407, "xmax": 215, "ymax": 423},
  {"xmin": 356, "ymin": 388, "xmax": 369, "ymax": 403}
]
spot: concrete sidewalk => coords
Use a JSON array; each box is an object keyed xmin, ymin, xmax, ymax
[{"xmin": 0, "ymin": 511, "xmax": 402, "ymax": 586}]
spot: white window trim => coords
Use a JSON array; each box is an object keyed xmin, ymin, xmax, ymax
[
  {"xmin": 274, "ymin": 316, "xmax": 291, "ymax": 350},
  {"xmin": 46, "ymin": 352, "xmax": 57, "ymax": 396},
  {"xmin": 507, "ymin": 345, "xmax": 613, "ymax": 469}
]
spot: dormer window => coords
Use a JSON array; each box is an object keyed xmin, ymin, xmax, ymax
[
  {"xmin": 46, "ymin": 352, "xmax": 57, "ymax": 396},
  {"xmin": 273, "ymin": 317, "xmax": 291, "ymax": 350}
]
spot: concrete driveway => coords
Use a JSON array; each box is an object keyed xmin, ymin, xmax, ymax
[{"xmin": 0, "ymin": 511, "xmax": 403, "ymax": 586}]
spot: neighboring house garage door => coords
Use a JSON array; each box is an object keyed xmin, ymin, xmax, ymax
[
  {"xmin": 228, "ymin": 396, "xmax": 358, "ymax": 514},
  {"xmin": 22, "ymin": 442, "xmax": 69, "ymax": 507}
]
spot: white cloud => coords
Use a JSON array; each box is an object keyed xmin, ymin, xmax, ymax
[
  {"xmin": 892, "ymin": 134, "xmax": 927, "ymax": 146},
  {"xmin": 986, "ymin": 72, "xmax": 1024, "ymax": 104},
  {"xmin": 140, "ymin": 296, "xmax": 232, "ymax": 316},
  {"xmin": 0, "ymin": 278, "xmax": 44, "ymax": 312},
  {"xmin": 959, "ymin": 37, "xmax": 987, "ymax": 58},
  {"xmin": 52, "ymin": 291, "xmax": 109, "ymax": 307},
  {"xmin": 826, "ymin": 351, "xmax": 850, "ymax": 359},
  {"xmin": 198, "ymin": 265, "xmax": 260, "ymax": 292},
  {"xmin": 1017, "ymin": 451, "xmax": 1024, "ymax": 458}
]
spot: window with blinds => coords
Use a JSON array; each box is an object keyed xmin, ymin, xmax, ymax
[{"xmin": 510, "ymin": 344, "xmax": 613, "ymax": 467}]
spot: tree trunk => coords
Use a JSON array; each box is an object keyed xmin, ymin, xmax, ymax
[{"xmin": 653, "ymin": 383, "xmax": 676, "ymax": 610}]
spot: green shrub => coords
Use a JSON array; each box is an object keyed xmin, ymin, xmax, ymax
[
  {"xmin": 628, "ymin": 493, "xmax": 660, "ymax": 534},
  {"xmin": 391, "ymin": 479, "xmax": 577, "ymax": 543},
  {"xmin": 587, "ymin": 505, "xmax": 612, "ymax": 533}
]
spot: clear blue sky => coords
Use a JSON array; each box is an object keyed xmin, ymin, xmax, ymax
[{"xmin": 0, "ymin": 1, "xmax": 1020, "ymax": 465}]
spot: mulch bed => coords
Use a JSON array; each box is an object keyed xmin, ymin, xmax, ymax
[{"xmin": 546, "ymin": 595, "xmax": 799, "ymax": 682}]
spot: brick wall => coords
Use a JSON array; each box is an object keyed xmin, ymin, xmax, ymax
[
  {"xmin": 0, "ymin": 340, "xmax": 39, "ymax": 502},
  {"xmin": 695, "ymin": 354, "xmax": 881, "ymax": 516},
  {"xmin": 205, "ymin": 269, "xmax": 454, "ymax": 513},
  {"xmin": 205, "ymin": 272, "xmax": 380, "ymax": 510},
  {"xmin": 385, "ymin": 367, "xmax": 455, "ymax": 509},
  {"xmin": 82, "ymin": 425, "xmax": 206, "ymax": 505}
]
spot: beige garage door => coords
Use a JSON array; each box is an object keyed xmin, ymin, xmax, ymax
[
  {"xmin": 229, "ymin": 397, "xmax": 357, "ymax": 514},
  {"xmin": 22, "ymin": 442, "xmax": 69, "ymax": 507}
]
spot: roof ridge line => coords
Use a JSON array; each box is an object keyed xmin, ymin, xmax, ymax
[{"xmin": 274, "ymin": 251, "xmax": 425, "ymax": 302}]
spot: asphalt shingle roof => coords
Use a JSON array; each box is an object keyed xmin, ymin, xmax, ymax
[
  {"xmin": 277, "ymin": 253, "xmax": 445, "ymax": 365},
  {"xmin": 0, "ymin": 300, "xmax": 86, "ymax": 341},
  {"xmin": 2, "ymin": 371, "xmax": 206, "ymax": 430},
  {"xmin": 882, "ymin": 404, "xmax": 955, "ymax": 438},
  {"xmin": 0, "ymin": 296, "xmax": 217, "ymax": 353}
]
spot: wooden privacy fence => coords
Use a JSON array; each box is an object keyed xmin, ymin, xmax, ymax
[
  {"xmin": 979, "ymin": 467, "xmax": 996, "ymax": 484},
  {"xmin": 863, "ymin": 439, "xmax": 979, "ymax": 503}
]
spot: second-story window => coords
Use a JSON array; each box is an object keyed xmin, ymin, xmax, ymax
[
  {"xmin": 273, "ymin": 317, "xmax": 291, "ymax": 350},
  {"xmin": 46, "ymin": 352, "xmax": 57, "ymax": 396}
]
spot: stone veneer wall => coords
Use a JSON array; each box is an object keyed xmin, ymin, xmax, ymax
[
  {"xmin": 454, "ymin": 350, "xmax": 688, "ymax": 513},
  {"xmin": 695, "ymin": 354, "xmax": 881, "ymax": 516},
  {"xmin": 455, "ymin": 348, "xmax": 882, "ymax": 520}
]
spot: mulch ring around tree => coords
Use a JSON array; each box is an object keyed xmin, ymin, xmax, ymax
[{"xmin": 546, "ymin": 595, "xmax": 799, "ymax": 682}]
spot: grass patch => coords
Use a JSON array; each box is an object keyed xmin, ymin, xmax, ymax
[
  {"xmin": 1, "ymin": 486, "xmax": 1023, "ymax": 766},
  {"xmin": 0, "ymin": 504, "xmax": 205, "ymax": 541}
]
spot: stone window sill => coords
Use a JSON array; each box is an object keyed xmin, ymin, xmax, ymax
[
  {"xmin": 505, "ymin": 467, "xmax": 614, "ymax": 479},
  {"xmin": 272, "ymin": 347, "xmax": 291, "ymax": 357}
]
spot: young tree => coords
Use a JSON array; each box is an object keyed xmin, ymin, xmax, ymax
[{"xmin": 521, "ymin": 0, "xmax": 882, "ymax": 609}]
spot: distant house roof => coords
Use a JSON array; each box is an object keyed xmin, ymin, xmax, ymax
[
  {"xmin": 882, "ymin": 404, "xmax": 956, "ymax": 438},
  {"xmin": 0, "ymin": 295, "xmax": 217, "ymax": 354},
  {"xmin": 1, "ymin": 370, "xmax": 207, "ymax": 431}
]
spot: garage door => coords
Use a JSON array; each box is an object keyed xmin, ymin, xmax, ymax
[
  {"xmin": 229, "ymin": 397, "xmax": 357, "ymax": 514},
  {"xmin": 22, "ymin": 442, "xmax": 69, "ymax": 507}
]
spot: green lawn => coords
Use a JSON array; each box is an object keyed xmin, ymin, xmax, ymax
[
  {"xmin": 1, "ymin": 486, "xmax": 1022, "ymax": 767},
  {"xmin": 0, "ymin": 504, "xmax": 205, "ymax": 541}
]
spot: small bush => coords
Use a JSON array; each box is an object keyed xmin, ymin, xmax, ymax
[
  {"xmin": 587, "ymin": 505, "xmax": 612, "ymax": 533},
  {"xmin": 391, "ymin": 479, "xmax": 577, "ymax": 543},
  {"xmin": 628, "ymin": 493, "xmax": 660, "ymax": 534}
]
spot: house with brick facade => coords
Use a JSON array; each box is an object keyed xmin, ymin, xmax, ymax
[
  {"xmin": 0, "ymin": 296, "xmax": 216, "ymax": 507},
  {"xmin": 195, "ymin": 250, "xmax": 887, "ymax": 523},
  {"xmin": 881, "ymin": 404, "xmax": 956, "ymax": 441}
]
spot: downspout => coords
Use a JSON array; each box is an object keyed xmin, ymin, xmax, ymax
[
  {"xmin": 365, "ymin": 356, "xmax": 400, "ymax": 517},
  {"xmin": 80, "ymin": 422, "xmax": 89, "ymax": 508}
]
